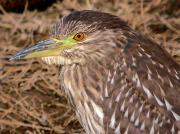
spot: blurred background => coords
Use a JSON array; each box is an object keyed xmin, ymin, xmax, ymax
[{"xmin": 0, "ymin": 0, "xmax": 179, "ymax": 133}]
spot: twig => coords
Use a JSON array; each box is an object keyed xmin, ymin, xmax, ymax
[
  {"xmin": 157, "ymin": 15, "xmax": 180, "ymax": 35},
  {"xmin": 0, "ymin": 119, "xmax": 52, "ymax": 131}
]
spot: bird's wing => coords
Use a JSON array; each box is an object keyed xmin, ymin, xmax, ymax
[
  {"xmin": 103, "ymin": 33, "xmax": 180, "ymax": 134},
  {"xmin": 123, "ymin": 34, "xmax": 180, "ymax": 119},
  {"xmin": 121, "ymin": 33, "xmax": 180, "ymax": 132}
]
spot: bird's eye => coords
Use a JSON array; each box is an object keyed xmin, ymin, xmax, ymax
[{"xmin": 73, "ymin": 32, "xmax": 85, "ymax": 41}]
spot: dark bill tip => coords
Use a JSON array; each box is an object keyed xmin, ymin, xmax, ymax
[
  {"xmin": 9, "ymin": 51, "xmax": 27, "ymax": 61},
  {"xmin": 9, "ymin": 39, "xmax": 55, "ymax": 61}
]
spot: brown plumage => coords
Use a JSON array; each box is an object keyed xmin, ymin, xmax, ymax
[{"xmin": 11, "ymin": 10, "xmax": 180, "ymax": 134}]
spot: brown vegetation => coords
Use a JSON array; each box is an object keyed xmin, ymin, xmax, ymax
[{"xmin": 0, "ymin": 0, "xmax": 179, "ymax": 133}]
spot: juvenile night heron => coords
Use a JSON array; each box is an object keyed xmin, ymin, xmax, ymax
[{"xmin": 11, "ymin": 10, "xmax": 180, "ymax": 134}]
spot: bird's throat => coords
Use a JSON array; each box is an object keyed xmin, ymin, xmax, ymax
[{"xmin": 41, "ymin": 56, "xmax": 85, "ymax": 65}]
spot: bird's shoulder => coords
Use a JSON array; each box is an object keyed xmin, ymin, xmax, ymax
[
  {"xmin": 102, "ymin": 32, "xmax": 180, "ymax": 133},
  {"xmin": 118, "ymin": 32, "xmax": 180, "ymax": 120}
]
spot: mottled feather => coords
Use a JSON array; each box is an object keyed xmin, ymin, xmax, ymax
[{"xmin": 46, "ymin": 10, "xmax": 180, "ymax": 134}]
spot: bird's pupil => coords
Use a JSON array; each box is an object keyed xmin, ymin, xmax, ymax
[{"xmin": 77, "ymin": 34, "xmax": 81, "ymax": 38}]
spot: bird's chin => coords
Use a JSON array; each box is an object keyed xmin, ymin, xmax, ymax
[{"xmin": 41, "ymin": 56, "xmax": 85, "ymax": 65}]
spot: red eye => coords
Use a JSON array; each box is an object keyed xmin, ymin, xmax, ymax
[{"xmin": 73, "ymin": 32, "xmax": 85, "ymax": 41}]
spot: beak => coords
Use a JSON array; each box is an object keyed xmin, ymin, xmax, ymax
[{"xmin": 10, "ymin": 38, "xmax": 75, "ymax": 60}]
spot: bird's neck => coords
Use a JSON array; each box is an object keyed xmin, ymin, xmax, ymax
[
  {"xmin": 59, "ymin": 54, "xmax": 123, "ymax": 133},
  {"xmin": 59, "ymin": 58, "xmax": 112, "ymax": 131},
  {"xmin": 60, "ymin": 61, "xmax": 109, "ymax": 105}
]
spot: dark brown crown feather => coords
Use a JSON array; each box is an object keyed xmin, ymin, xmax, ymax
[{"xmin": 64, "ymin": 10, "xmax": 130, "ymax": 30}]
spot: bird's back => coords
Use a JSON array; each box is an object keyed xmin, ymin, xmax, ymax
[{"xmin": 102, "ymin": 31, "xmax": 180, "ymax": 134}]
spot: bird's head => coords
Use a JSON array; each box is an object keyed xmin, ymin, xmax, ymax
[{"xmin": 10, "ymin": 10, "xmax": 129, "ymax": 65}]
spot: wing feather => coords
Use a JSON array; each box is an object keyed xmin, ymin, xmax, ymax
[{"xmin": 121, "ymin": 33, "xmax": 180, "ymax": 131}]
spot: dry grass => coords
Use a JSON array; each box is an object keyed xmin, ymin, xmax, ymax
[{"xmin": 0, "ymin": 0, "xmax": 179, "ymax": 133}]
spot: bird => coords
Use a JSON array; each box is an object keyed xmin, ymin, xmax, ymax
[{"xmin": 10, "ymin": 10, "xmax": 180, "ymax": 134}]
